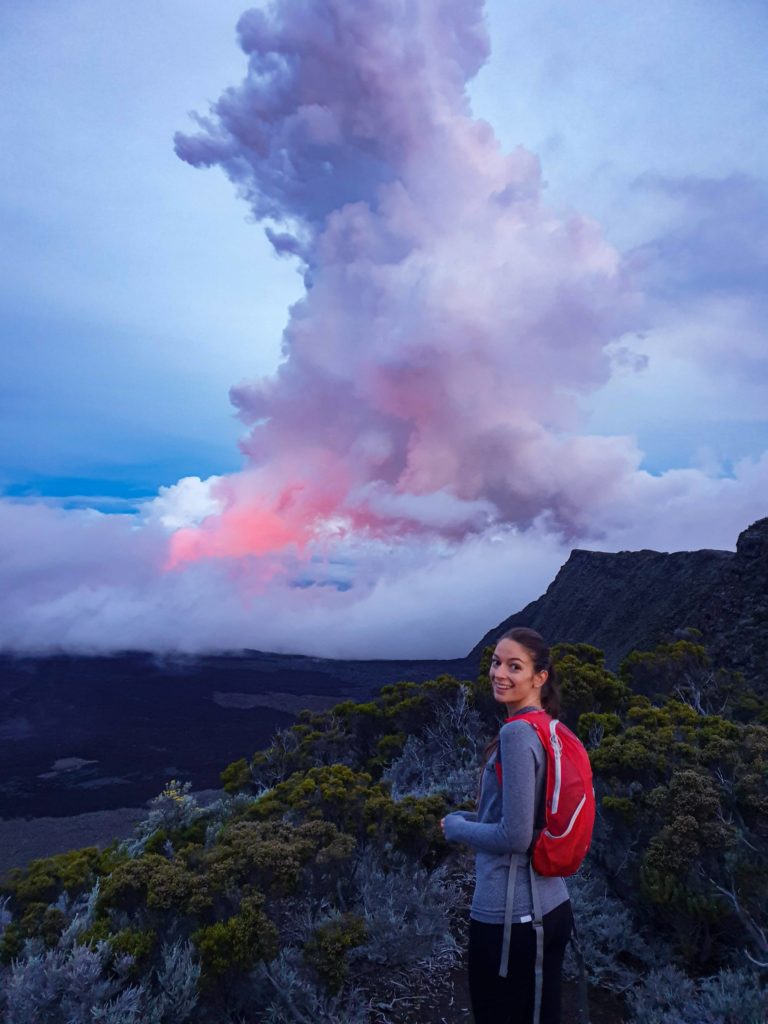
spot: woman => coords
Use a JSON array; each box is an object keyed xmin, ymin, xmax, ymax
[{"xmin": 441, "ymin": 627, "xmax": 572, "ymax": 1024}]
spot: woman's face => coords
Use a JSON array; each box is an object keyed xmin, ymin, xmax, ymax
[{"xmin": 489, "ymin": 638, "xmax": 548, "ymax": 713}]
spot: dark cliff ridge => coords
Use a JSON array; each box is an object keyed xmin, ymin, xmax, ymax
[{"xmin": 470, "ymin": 516, "xmax": 768, "ymax": 685}]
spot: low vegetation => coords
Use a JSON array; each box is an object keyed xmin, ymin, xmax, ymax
[{"xmin": 1, "ymin": 638, "xmax": 766, "ymax": 1022}]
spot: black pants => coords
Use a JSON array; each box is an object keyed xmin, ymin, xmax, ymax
[{"xmin": 467, "ymin": 901, "xmax": 573, "ymax": 1024}]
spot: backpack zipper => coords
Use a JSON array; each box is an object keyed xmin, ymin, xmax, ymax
[
  {"xmin": 544, "ymin": 795, "xmax": 586, "ymax": 839},
  {"xmin": 550, "ymin": 719, "xmax": 562, "ymax": 813}
]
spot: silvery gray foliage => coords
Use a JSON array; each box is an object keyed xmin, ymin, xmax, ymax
[
  {"xmin": 148, "ymin": 941, "xmax": 201, "ymax": 1024},
  {"xmin": 2, "ymin": 933, "xmax": 200, "ymax": 1024},
  {"xmin": 278, "ymin": 898, "xmax": 336, "ymax": 947},
  {"xmin": 0, "ymin": 895, "xmax": 11, "ymax": 940},
  {"xmin": 200, "ymin": 790, "xmax": 266, "ymax": 840},
  {"xmin": 382, "ymin": 685, "xmax": 483, "ymax": 804},
  {"xmin": 58, "ymin": 879, "xmax": 101, "ymax": 948},
  {"xmin": 254, "ymin": 949, "xmax": 369, "ymax": 1024},
  {"xmin": 583, "ymin": 792, "xmax": 645, "ymax": 882},
  {"xmin": 120, "ymin": 781, "xmax": 199, "ymax": 858},
  {"xmin": 89, "ymin": 985, "xmax": 145, "ymax": 1024},
  {"xmin": 351, "ymin": 850, "xmax": 458, "ymax": 966},
  {"xmin": 564, "ymin": 870, "xmax": 666, "ymax": 992},
  {"xmin": 204, "ymin": 822, "xmax": 223, "ymax": 849},
  {"xmin": 3, "ymin": 941, "xmax": 144, "ymax": 1024},
  {"xmin": 257, "ymin": 726, "xmax": 310, "ymax": 786},
  {"xmin": 121, "ymin": 786, "xmax": 266, "ymax": 858},
  {"xmin": 626, "ymin": 964, "xmax": 766, "ymax": 1024}
]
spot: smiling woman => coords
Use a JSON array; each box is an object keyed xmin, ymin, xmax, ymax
[
  {"xmin": 489, "ymin": 633, "xmax": 551, "ymax": 714},
  {"xmin": 442, "ymin": 628, "xmax": 573, "ymax": 1024}
]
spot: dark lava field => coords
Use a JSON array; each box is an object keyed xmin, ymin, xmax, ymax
[{"xmin": 0, "ymin": 650, "xmax": 474, "ymax": 820}]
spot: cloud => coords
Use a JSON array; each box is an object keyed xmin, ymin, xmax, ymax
[
  {"xmin": 629, "ymin": 173, "xmax": 768, "ymax": 298},
  {"xmin": 627, "ymin": 173, "xmax": 768, "ymax": 381},
  {"xmin": 1, "ymin": 453, "xmax": 766, "ymax": 657},
  {"xmin": 0, "ymin": 495, "xmax": 566, "ymax": 657},
  {"xmin": 173, "ymin": 0, "xmax": 641, "ymax": 564},
  {"xmin": 1, "ymin": 0, "xmax": 766, "ymax": 658},
  {"xmin": 143, "ymin": 476, "xmax": 225, "ymax": 531}
]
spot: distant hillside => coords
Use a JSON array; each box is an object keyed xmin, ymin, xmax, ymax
[{"xmin": 470, "ymin": 517, "xmax": 768, "ymax": 689}]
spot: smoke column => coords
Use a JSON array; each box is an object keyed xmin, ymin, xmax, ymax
[{"xmin": 172, "ymin": 0, "xmax": 640, "ymax": 572}]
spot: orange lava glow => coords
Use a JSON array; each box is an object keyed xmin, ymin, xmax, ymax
[
  {"xmin": 163, "ymin": 465, "xmax": 359, "ymax": 571},
  {"xmin": 166, "ymin": 503, "xmax": 310, "ymax": 569}
]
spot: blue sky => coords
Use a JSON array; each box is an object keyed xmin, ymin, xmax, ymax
[
  {"xmin": 1, "ymin": 0, "xmax": 301, "ymax": 503},
  {"xmin": 0, "ymin": 0, "xmax": 766, "ymax": 656}
]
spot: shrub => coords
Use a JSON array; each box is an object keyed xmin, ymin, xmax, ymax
[
  {"xmin": 350, "ymin": 850, "xmax": 458, "ymax": 967},
  {"xmin": 564, "ymin": 871, "xmax": 666, "ymax": 992},
  {"xmin": 192, "ymin": 894, "xmax": 278, "ymax": 980},
  {"xmin": 3, "ymin": 847, "xmax": 107, "ymax": 909},
  {"xmin": 221, "ymin": 757, "xmax": 251, "ymax": 794},
  {"xmin": 620, "ymin": 640, "xmax": 710, "ymax": 702},
  {"xmin": 626, "ymin": 964, "xmax": 766, "ymax": 1024},
  {"xmin": 98, "ymin": 855, "xmax": 211, "ymax": 919},
  {"xmin": 120, "ymin": 781, "xmax": 200, "ymax": 859},
  {"xmin": 254, "ymin": 949, "xmax": 370, "ymax": 1024},
  {"xmin": 382, "ymin": 684, "xmax": 483, "ymax": 804},
  {"xmin": 556, "ymin": 654, "xmax": 631, "ymax": 723},
  {"xmin": 206, "ymin": 819, "xmax": 355, "ymax": 902},
  {"xmin": 0, "ymin": 934, "xmax": 201, "ymax": 1024},
  {"xmin": 245, "ymin": 675, "xmax": 473, "ymax": 793},
  {"xmin": 577, "ymin": 712, "xmax": 623, "ymax": 748},
  {"xmin": 2, "ymin": 941, "xmax": 143, "ymax": 1024},
  {"xmin": 303, "ymin": 912, "xmax": 367, "ymax": 993},
  {"xmin": 108, "ymin": 928, "xmax": 155, "ymax": 965},
  {"xmin": 150, "ymin": 940, "xmax": 200, "ymax": 1024}
]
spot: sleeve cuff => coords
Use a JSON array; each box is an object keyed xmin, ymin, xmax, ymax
[{"xmin": 443, "ymin": 812, "xmax": 472, "ymax": 843}]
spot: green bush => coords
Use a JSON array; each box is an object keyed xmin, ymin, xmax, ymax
[
  {"xmin": 108, "ymin": 927, "xmax": 156, "ymax": 965},
  {"xmin": 221, "ymin": 757, "xmax": 251, "ymax": 793},
  {"xmin": 206, "ymin": 819, "xmax": 355, "ymax": 898},
  {"xmin": 3, "ymin": 847, "xmax": 107, "ymax": 908},
  {"xmin": 303, "ymin": 913, "xmax": 367, "ymax": 993},
  {"xmin": 98, "ymin": 854, "xmax": 212, "ymax": 918},
  {"xmin": 192, "ymin": 894, "xmax": 278, "ymax": 980}
]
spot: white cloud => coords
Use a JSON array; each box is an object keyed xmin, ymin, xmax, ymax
[{"xmin": 143, "ymin": 475, "xmax": 225, "ymax": 530}]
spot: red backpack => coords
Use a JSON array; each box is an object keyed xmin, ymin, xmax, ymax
[{"xmin": 495, "ymin": 708, "xmax": 595, "ymax": 876}]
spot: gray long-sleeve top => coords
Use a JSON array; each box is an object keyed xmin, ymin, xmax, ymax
[{"xmin": 443, "ymin": 717, "xmax": 569, "ymax": 922}]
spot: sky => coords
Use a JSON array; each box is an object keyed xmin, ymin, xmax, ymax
[{"xmin": 0, "ymin": 0, "xmax": 766, "ymax": 658}]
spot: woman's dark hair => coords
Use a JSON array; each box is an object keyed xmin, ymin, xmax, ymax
[{"xmin": 497, "ymin": 626, "xmax": 561, "ymax": 719}]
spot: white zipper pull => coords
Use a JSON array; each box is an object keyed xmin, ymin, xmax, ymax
[{"xmin": 550, "ymin": 720, "xmax": 562, "ymax": 813}]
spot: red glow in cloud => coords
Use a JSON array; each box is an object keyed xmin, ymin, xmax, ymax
[
  {"xmin": 165, "ymin": 459, "xmax": 357, "ymax": 568},
  {"xmin": 167, "ymin": 501, "xmax": 306, "ymax": 567}
]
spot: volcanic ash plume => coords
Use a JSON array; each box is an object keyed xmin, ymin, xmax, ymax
[
  {"xmin": 173, "ymin": 0, "xmax": 640, "ymax": 570},
  {"xmin": 2, "ymin": 0, "xmax": 767, "ymax": 659}
]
